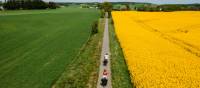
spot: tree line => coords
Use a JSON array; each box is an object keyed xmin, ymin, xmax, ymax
[
  {"xmin": 98, "ymin": 2, "xmax": 112, "ymax": 18},
  {"xmin": 135, "ymin": 4, "xmax": 200, "ymax": 12},
  {"xmin": 110, "ymin": 2, "xmax": 200, "ymax": 12},
  {"xmin": 2, "ymin": 0, "xmax": 59, "ymax": 10}
]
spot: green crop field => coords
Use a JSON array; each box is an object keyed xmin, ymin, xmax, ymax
[{"xmin": 0, "ymin": 7, "xmax": 99, "ymax": 88}]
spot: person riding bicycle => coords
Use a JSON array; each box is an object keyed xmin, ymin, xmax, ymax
[
  {"xmin": 104, "ymin": 53, "xmax": 109, "ymax": 60},
  {"xmin": 103, "ymin": 53, "xmax": 109, "ymax": 66},
  {"xmin": 101, "ymin": 69, "xmax": 108, "ymax": 87}
]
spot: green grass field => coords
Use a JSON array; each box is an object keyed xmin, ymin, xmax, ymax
[
  {"xmin": 109, "ymin": 19, "xmax": 134, "ymax": 88},
  {"xmin": 53, "ymin": 18, "xmax": 104, "ymax": 88},
  {"xmin": 0, "ymin": 7, "xmax": 99, "ymax": 88}
]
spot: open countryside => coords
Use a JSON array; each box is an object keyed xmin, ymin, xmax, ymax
[
  {"xmin": 1, "ymin": 0, "xmax": 200, "ymax": 88},
  {"xmin": 0, "ymin": 7, "xmax": 99, "ymax": 88},
  {"xmin": 112, "ymin": 11, "xmax": 200, "ymax": 88}
]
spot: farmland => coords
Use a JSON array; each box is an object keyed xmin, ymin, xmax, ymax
[
  {"xmin": 0, "ymin": 7, "xmax": 99, "ymax": 88},
  {"xmin": 109, "ymin": 19, "xmax": 133, "ymax": 88},
  {"xmin": 53, "ymin": 18, "xmax": 104, "ymax": 88},
  {"xmin": 112, "ymin": 11, "xmax": 200, "ymax": 87}
]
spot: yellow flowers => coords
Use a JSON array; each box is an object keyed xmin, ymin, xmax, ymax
[{"xmin": 112, "ymin": 11, "xmax": 200, "ymax": 88}]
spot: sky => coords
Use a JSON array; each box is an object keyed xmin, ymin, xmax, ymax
[{"xmin": 0, "ymin": 0, "xmax": 200, "ymax": 4}]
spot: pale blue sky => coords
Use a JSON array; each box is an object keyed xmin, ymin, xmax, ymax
[{"xmin": 1, "ymin": 0, "xmax": 200, "ymax": 4}]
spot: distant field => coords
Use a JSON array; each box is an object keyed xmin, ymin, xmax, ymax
[
  {"xmin": 112, "ymin": 11, "xmax": 200, "ymax": 87},
  {"xmin": 0, "ymin": 7, "xmax": 99, "ymax": 88}
]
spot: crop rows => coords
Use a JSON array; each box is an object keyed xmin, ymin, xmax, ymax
[
  {"xmin": 112, "ymin": 11, "xmax": 200, "ymax": 88},
  {"xmin": 0, "ymin": 8, "xmax": 99, "ymax": 88}
]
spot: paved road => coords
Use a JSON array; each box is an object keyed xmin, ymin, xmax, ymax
[{"xmin": 97, "ymin": 13, "xmax": 112, "ymax": 88}]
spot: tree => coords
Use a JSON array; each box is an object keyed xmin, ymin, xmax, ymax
[
  {"xmin": 31, "ymin": 0, "xmax": 48, "ymax": 9},
  {"xmin": 3, "ymin": 0, "xmax": 52, "ymax": 10},
  {"xmin": 97, "ymin": 3, "xmax": 102, "ymax": 9},
  {"xmin": 48, "ymin": 2, "xmax": 57, "ymax": 9},
  {"xmin": 100, "ymin": 10, "xmax": 105, "ymax": 18},
  {"xmin": 100, "ymin": 2, "xmax": 112, "ymax": 18},
  {"xmin": 80, "ymin": 4, "xmax": 89, "ymax": 8},
  {"xmin": 3, "ymin": 0, "xmax": 20, "ymax": 10},
  {"xmin": 0, "ymin": 1, "xmax": 2, "ymax": 10},
  {"xmin": 101, "ymin": 2, "xmax": 112, "ymax": 12},
  {"xmin": 23, "ymin": 0, "xmax": 33, "ymax": 9},
  {"xmin": 91, "ymin": 21, "xmax": 98, "ymax": 34},
  {"xmin": 125, "ymin": 4, "xmax": 130, "ymax": 10},
  {"xmin": 0, "ymin": 1, "xmax": 2, "ymax": 6}
]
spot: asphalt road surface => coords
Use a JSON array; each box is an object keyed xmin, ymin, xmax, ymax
[{"xmin": 97, "ymin": 13, "xmax": 112, "ymax": 88}]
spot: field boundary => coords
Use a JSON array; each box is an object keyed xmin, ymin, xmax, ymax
[
  {"xmin": 109, "ymin": 18, "xmax": 134, "ymax": 88},
  {"xmin": 51, "ymin": 26, "xmax": 92, "ymax": 88},
  {"xmin": 51, "ymin": 24, "xmax": 93, "ymax": 88},
  {"xmin": 52, "ymin": 19, "xmax": 103, "ymax": 88}
]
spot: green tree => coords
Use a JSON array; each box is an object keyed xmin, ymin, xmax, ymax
[
  {"xmin": 0, "ymin": 1, "xmax": 2, "ymax": 10},
  {"xmin": 101, "ymin": 2, "xmax": 112, "ymax": 12},
  {"xmin": 48, "ymin": 2, "xmax": 57, "ymax": 9},
  {"xmin": 101, "ymin": 2, "xmax": 112, "ymax": 18},
  {"xmin": 0, "ymin": 1, "xmax": 2, "ymax": 6},
  {"xmin": 3, "ymin": 0, "xmax": 20, "ymax": 10},
  {"xmin": 91, "ymin": 21, "xmax": 98, "ymax": 34},
  {"xmin": 100, "ymin": 10, "xmax": 105, "ymax": 18},
  {"xmin": 125, "ymin": 4, "xmax": 130, "ymax": 10}
]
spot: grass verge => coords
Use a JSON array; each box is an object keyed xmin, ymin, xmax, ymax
[
  {"xmin": 108, "ymin": 18, "xmax": 134, "ymax": 88},
  {"xmin": 53, "ymin": 18, "xmax": 105, "ymax": 88}
]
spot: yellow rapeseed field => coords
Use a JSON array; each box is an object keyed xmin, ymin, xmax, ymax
[{"xmin": 112, "ymin": 11, "xmax": 200, "ymax": 88}]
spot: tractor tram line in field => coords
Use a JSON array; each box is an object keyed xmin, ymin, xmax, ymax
[
  {"xmin": 0, "ymin": 7, "xmax": 100, "ymax": 88},
  {"xmin": 112, "ymin": 11, "xmax": 200, "ymax": 87},
  {"xmin": 133, "ymin": 20, "xmax": 200, "ymax": 58}
]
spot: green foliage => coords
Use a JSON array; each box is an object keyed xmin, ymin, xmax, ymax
[
  {"xmin": 112, "ymin": 4, "xmax": 120, "ymax": 11},
  {"xmin": 133, "ymin": 3, "xmax": 200, "ymax": 11},
  {"xmin": 54, "ymin": 19, "xmax": 104, "ymax": 88},
  {"xmin": 0, "ymin": 1, "xmax": 2, "ymax": 6},
  {"xmin": 3, "ymin": 0, "xmax": 21, "ymax": 10},
  {"xmin": 0, "ymin": 7, "xmax": 99, "ymax": 88},
  {"xmin": 160, "ymin": 4, "xmax": 200, "ymax": 11},
  {"xmin": 57, "ymin": 3, "xmax": 69, "ymax": 7},
  {"xmin": 99, "ymin": 2, "xmax": 112, "ymax": 18},
  {"xmin": 124, "ymin": 4, "xmax": 130, "ymax": 10},
  {"xmin": 121, "ymin": 5, "xmax": 129, "ymax": 11},
  {"xmin": 80, "ymin": 4, "xmax": 89, "ymax": 8},
  {"xmin": 113, "ymin": 4, "xmax": 131, "ymax": 11},
  {"xmin": 48, "ymin": 2, "xmax": 58, "ymax": 9},
  {"xmin": 108, "ymin": 11, "xmax": 111, "ymax": 18},
  {"xmin": 91, "ymin": 21, "xmax": 98, "ymax": 34},
  {"xmin": 3, "ymin": 0, "xmax": 60, "ymax": 10},
  {"xmin": 101, "ymin": 2, "xmax": 112, "ymax": 12},
  {"xmin": 111, "ymin": 18, "xmax": 114, "ymax": 24},
  {"xmin": 97, "ymin": 3, "xmax": 102, "ymax": 9},
  {"xmin": 135, "ymin": 4, "xmax": 160, "ymax": 11},
  {"xmin": 3, "ymin": 0, "xmax": 48, "ymax": 10},
  {"xmin": 0, "ymin": 2, "xmax": 3, "ymax": 10},
  {"xmin": 100, "ymin": 10, "xmax": 105, "ymax": 18}
]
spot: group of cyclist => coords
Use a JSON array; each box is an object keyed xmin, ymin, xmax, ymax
[{"xmin": 101, "ymin": 53, "xmax": 109, "ymax": 87}]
